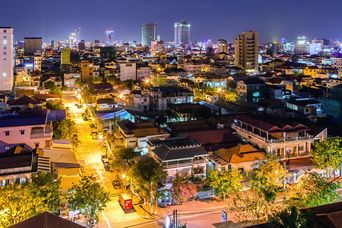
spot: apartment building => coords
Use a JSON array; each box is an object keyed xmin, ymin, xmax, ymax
[
  {"xmin": 148, "ymin": 137, "xmax": 208, "ymax": 179},
  {"xmin": 0, "ymin": 111, "xmax": 53, "ymax": 149},
  {"xmin": 232, "ymin": 114, "xmax": 327, "ymax": 159}
]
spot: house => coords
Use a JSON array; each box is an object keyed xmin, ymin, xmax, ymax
[
  {"xmin": 209, "ymin": 143, "xmax": 264, "ymax": 172},
  {"xmin": 148, "ymin": 137, "xmax": 208, "ymax": 179},
  {"xmin": 236, "ymin": 77, "xmax": 267, "ymax": 103},
  {"xmin": 232, "ymin": 113, "xmax": 327, "ymax": 159},
  {"xmin": 42, "ymin": 77, "xmax": 62, "ymax": 88},
  {"xmin": 114, "ymin": 119, "xmax": 170, "ymax": 153},
  {"xmin": 286, "ymin": 98, "xmax": 323, "ymax": 116},
  {"xmin": 0, "ymin": 110, "xmax": 53, "ymax": 149},
  {"xmin": 96, "ymin": 98, "xmax": 118, "ymax": 111},
  {"xmin": 8, "ymin": 95, "xmax": 41, "ymax": 111},
  {"xmin": 0, "ymin": 146, "xmax": 50, "ymax": 186},
  {"xmin": 149, "ymin": 86, "xmax": 194, "ymax": 111},
  {"xmin": 303, "ymin": 66, "xmax": 319, "ymax": 78},
  {"xmin": 132, "ymin": 91, "xmax": 150, "ymax": 112},
  {"xmin": 10, "ymin": 212, "xmax": 84, "ymax": 228}
]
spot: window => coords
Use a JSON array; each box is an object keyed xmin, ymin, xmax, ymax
[
  {"xmin": 4, "ymin": 145, "xmax": 9, "ymax": 150},
  {"xmin": 20, "ymin": 130, "xmax": 25, "ymax": 135},
  {"xmin": 5, "ymin": 131, "xmax": 10, "ymax": 136}
]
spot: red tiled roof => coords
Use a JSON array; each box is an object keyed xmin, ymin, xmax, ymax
[{"xmin": 187, "ymin": 129, "xmax": 239, "ymax": 145}]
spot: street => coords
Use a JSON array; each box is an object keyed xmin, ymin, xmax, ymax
[
  {"xmin": 63, "ymin": 92, "xmax": 160, "ymax": 228},
  {"xmin": 62, "ymin": 91, "xmax": 227, "ymax": 228}
]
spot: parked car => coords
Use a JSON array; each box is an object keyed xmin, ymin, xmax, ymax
[
  {"xmin": 119, "ymin": 193, "xmax": 133, "ymax": 210},
  {"xmin": 112, "ymin": 180, "xmax": 122, "ymax": 189}
]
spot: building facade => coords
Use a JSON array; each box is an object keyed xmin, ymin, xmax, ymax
[
  {"xmin": 0, "ymin": 27, "xmax": 14, "ymax": 91},
  {"xmin": 174, "ymin": 20, "xmax": 190, "ymax": 46},
  {"xmin": 24, "ymin": 37, "xmax": 42, "ymax": 56},
  {"xmin": 234, "ymin": 31, "xmax": 259, "ymax": 73},
  {"xmin": 142, "ymin": 23, "xmax": 157, "ymax": 47}
]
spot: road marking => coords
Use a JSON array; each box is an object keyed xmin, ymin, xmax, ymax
[{"xmin": 101, "ymin": 210, "xmax": 112, "ymax": 228}]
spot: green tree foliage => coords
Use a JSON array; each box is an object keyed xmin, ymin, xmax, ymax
[
  {"xmin": 44, "ymin": 81, "xmax": 62, "ymax": 95},
  {"xmin": 46, "ymin": 101, "xmax": 65, "ymax": 110},
  {"xmin": 30, "ymin": 172, "xmax": 61, "ymax": 213},
  {"xmin": 227, "ymin": 189, "xmax": 286, "ymax": 223},
  {"xmin": 53, "ymin": 119, "xmax": 79, "ymax": 147},
  {"xmin": 288, "ymin": 173, "xmax": 340, "ymax": 208},
  {"xmin": 123, "ymin": 79, "xmax": 134, "ymax": 90},
  {"xmin": 206, "ymin": 169, "xmax": 243, "ymax": 200},
  {"xmin": 270, "ymin": 206, "xmax": 315, "ymax": 228},
  {"xmin": 111, "ymin": 147, "xmax": 137, "ymax": 173},
  {"xmin": 67, "ymin": 175, "xmax": 109, "ymax": 225},
  {"xmin": 0, "ymin": 173, "xmax": 62, "ymax": 227},
  {"xmin": 248, "ymin": 156, "xmax": 287, "ymax": 202},
  {"xmin": 172, "ymin": 175, "xmax": 198, "ymax": 203},
  {"xmin": 312, "ymin": 137, "xmax": 342, "ymax": 171},
  {"xmin": 128, "ymin": 156, "xmax": 166, "ymax": 204}
]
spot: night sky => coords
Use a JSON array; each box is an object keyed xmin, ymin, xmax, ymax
[{"xmin": 2, "ymin": 0, "xmax": 342, "ymax": 42}]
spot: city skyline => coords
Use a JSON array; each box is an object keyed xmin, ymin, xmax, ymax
[{"xmin": 2, "ymin": 0, "xmax": 342, "ymax": 42}]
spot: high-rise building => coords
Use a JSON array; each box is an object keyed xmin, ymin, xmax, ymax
[
  {"xmin": 174, "ymin": 20, "xmax": 190, "ymax": 46},
  {"xmin": 217, "ymin": 39, "xmax": 228, "ymax": 53},
  {"xmin": 295, "ymin": 36, "xmax": 310, "ymax": 55},
  {"xmin": 234, "ymin": 31, "xmax": 259, "ymax": 73},
  {"xmin": 0, "ymin": 27, "xmax": 14, "ymax": 91},
  {"xmin": 24, "ymin": 37, "xmax": 42, "ymax": 55},
  {"xmin": 105, "ymin": 30, "xmax": 115, "ymax": 45},
  {"xmin": 142, "ymin": 23, "xmax": 157, "ymax": 47},
  {"xmin": 61, "ymin": 47, "xmax": 71, "ymax": 65},
  {"xmin": 78, "ymin": 40, "xmax": 85, "ymax": 51}
]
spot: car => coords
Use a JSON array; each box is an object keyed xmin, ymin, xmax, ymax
[{"xmin": 112, "ymin": 180, "xmax": 122, "ymax": 189}]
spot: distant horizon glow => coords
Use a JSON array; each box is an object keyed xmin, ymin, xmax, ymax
[{"xmin": 2, "ymin": 0, "xmax": 342, "ymax": 43}]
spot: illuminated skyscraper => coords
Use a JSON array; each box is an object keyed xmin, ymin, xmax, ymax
[
  {"xmin": 0, "ymin": 27, "xmax": 14, "ymax": 91},
  {"xmin": 174, "ymin": 20, "xmax": 190, "ymax": 46},
  {"xmin": 217, "ymin": 39, "xmax": 228, "ymax": 53},
  {"xmin": 105, "ymin": 30, "xmax": 115, "ymax": 45},
  {"xmin": 142, "ymin": 23, "xmax": 157, "ymax": 47},
  {"xmin": 234, "ymin": 31, "xmax": 259, "ymax": 73},
  {"xmin": 69, "ymin": 32, "xmax": 77, "ymax": 46},
  {"xmin": 295, "ymin": 36, "xmax": 310, "ymax": 55},
  {"xmin": 24, "ymin": 37, "xmax": 42, "ymax": 55}
]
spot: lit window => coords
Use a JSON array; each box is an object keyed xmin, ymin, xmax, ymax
[
  {"xmin": 2, "ymin": 39, "xmax": 7, "ymax": 45},
  {"xmin": 2, "ymin": 73, "xmax": 7, "ymax": 77}
]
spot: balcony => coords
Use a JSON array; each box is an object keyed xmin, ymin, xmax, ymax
[
  {"xmin": 232, "ymin": 124, "xmax": 312, "ymax": 144},
  {"xmin": 30, "ymin": 131, "xmax": 53, "ymax": 139}
]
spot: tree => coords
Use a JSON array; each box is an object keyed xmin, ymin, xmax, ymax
[
  {"xmin": 312, "ymin": 137, "xmax": 342, "ymax": 175},
  {"xmin": 111, "ymin": 147, "xmax": 137, "ymax": 174},
  {"xmin": 227, "ymin": 189, "xmax": 286, "ymax": 223},
  {"xmin": 0, "ymin": 185, "xmax": 48, "ymax": 227},
  {"xmin": 30, "ymin": 172, "xmax": 61, "ymax": 213},
  {"xmin": 206, "ymin": 169, "xmax": 243, "ymax": 200},
  {"xmin": 248, "ymin": 156, "xmax": 287, "ymax": 202},
  {"xmin": 0, "ymin": 173, "xmax": 62, "ymax": 227},
  {"xmin": 288, "ymin": 173, "xmax": 340, "ymax": 208},
  {"xmin": 128, "ymin": 156, "xmax": 166, "ymax": 206},
  {"xmin": 46, "ymin": 101, "xmax": 65, "ymax": 110},
  {"xmin": 44, "ymin": 81, "xmax": 62, "ymax": 95},
  {"xmin": 172, "ymin": 175, "xmax": 198, "ymax": 203},
  {"xmin": 67, "ymin": 175, "xmax": 109, "ymax": 226},
  {"xmin": 53, "ymin": 119, "xmax": 79, "ymax": 147},
  {"xmin": 270, "ymin": 206, "xmax": 315, "ymax": 228}
]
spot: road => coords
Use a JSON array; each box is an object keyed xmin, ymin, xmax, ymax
[
  {"xmin": 62, "ymin": 91, "xmax": 226, "ymax": 228},
  {"xmin": 63, "ymin": 91, "xmax": 160, "ymax": 228}
]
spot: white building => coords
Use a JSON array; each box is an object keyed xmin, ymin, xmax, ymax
[
  {"xmin": 0, "ymin": 27, "xmax": 14, "ymax": 91},
  {"xmin": 119, "ymin": 62, "xmax": 137, "ymax": 81}
]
